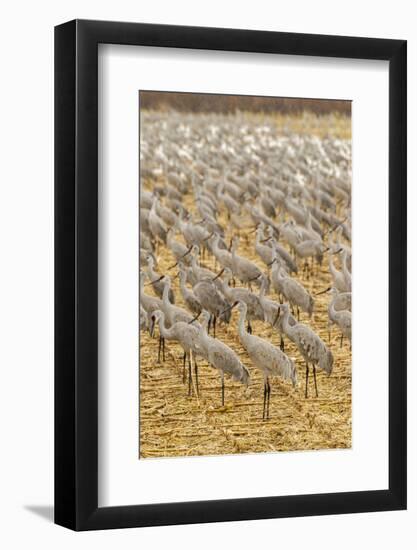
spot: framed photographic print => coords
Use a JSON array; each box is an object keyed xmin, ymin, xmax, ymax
[{"xmin": 55, "ymin": 19, "xmax": 407, "ymax": 530}]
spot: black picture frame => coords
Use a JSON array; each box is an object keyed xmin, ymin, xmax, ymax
[{"xmin": 55, "ymin": 19, "xmax": 407, "ymax": 531}]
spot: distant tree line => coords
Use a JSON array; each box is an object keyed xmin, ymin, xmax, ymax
[{"xmin": 140, "ymin": 91, "xmax": 351, "ymax": 115}]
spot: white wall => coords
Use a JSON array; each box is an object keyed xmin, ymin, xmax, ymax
[{"xmin": 0, "ymin": 1, "xmax": 414, "ymax": 548}]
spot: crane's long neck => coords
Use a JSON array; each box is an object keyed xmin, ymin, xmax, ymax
[
  {"xmin": 219, "ymin": 276, "xmax": 233, "ymax": 301},
  {"xmin": 328, "ymin": 299, "xmax": 338, "ymax": 323},
  {"xmin": 198, "ymin": 318, "xmax": 210, "ymax": 345},
  {"xmin": 157, "ymin": 312, "xmax": 173, "ymax": 340},
  {"xmin": 162, "ymin": 281, "xmax": 172, "ymax": 306},
  {"xmin": 237, "ymin": 307, "xmax": 250, "ymax": 347},
  {"xmin": 281, "ymin": 307, "xmax": 295, "ymax": 336}
]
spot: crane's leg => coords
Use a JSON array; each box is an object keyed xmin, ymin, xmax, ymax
[
  {"xmin": 194, "ymin": 357, "xmax": 199, "ymax": 397},
  {"xmin": 157, "ymin": 336, "xmax": 162, "ymax": 363},
  {"xmin": 247, "ymin": 321, "xmax": 252, "ymax": 335},
  {"xmin": 313, "ymin": 365, "xmax": 318, "ymax": 397},
  {"xmin": 182, "ymin": 351, "xmax": 186, "ymax": 383},
  {"xmin": 162, "ymin": 337, "xmax": 166, "ymax": 362},
  {"xmin": 328, "ymin": 322, "xmax": 331, "ymax": 343},
  {"xmin": 266, "ymin": 378, "xmax": 271, "ymax": 420},
  {"xmin": 262, "ymin": 382, "xmax": 267, "ymax": 420},
  {"xmin": 297, "ymin": 306, "xmax": 300, "ymax": 321},
  {"xmin": 188, "ymin": 353, "xmax": 192, "ymax": 396},
  {"xmin": 221, "ymin": 372, "xmax": 225, "ymax": 407},
  {"xmin": 305, "ymin": 363, "xmax": 309, "ymax": 398},
  {"xmin": 208, "ymin": 315, "xmax": 212, "ymax": 335},
  {"xmin": 340, "ymin": 334, "xmax": 344, "ymax": 348},
  {"xmin": 280, "ymin": 334, "xmax": 285, "ymax": 351},
  {"xmin": 213, "ymin": 315, "xmax": 217, "ymax": 338}
]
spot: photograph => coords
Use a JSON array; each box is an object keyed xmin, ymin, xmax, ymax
[{"xmin": 139, "ymin": 91, "xmax": 352, "ymax": 459}]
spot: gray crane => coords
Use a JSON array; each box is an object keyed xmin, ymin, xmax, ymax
[
  {"xmin": 214, "ymin": 267, "xmax": 264, "ymax": 333},
  {"xmin": 275, "ymin": 266, "xmax": 314, "ymax": 319},
  {"xmin": 278, "ymin": 303, "xmax": 333, "ymax": 398},
  {"xmin": 151, "ymin": 310, "xmax": 205, "ymax": 396},
  {"xmin": 227, "ymin": 301, "xmax": 296, "ymax": 420},
  {"xmin": 194, "ymin": 310, "xmax": 250, "ymax": 406},
  {"xmin": 230, "ymin": 236, "xmax": 263, "ymax": 287},
  {"xmin": 144, "ymin": 256, "xmax": 175, "ymax": 303}
]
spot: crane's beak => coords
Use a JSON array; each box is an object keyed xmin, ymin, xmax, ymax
[
  {"xmin": 260, "ymin": 237, "xmax": 272, "ymax": 243},
  {"xmin": 267, "ymin": 258, "xmax": 277, "ymax": 267},
  {"xmin": 212, "ymin": 267, "xmax": 225, "ymax": 281},
  {"xmin": 220, "ymin": 301, "xmax": 239, "ymax": 315},
  {"xmin": 315, "ymin": 286, "xmax": 331, "ymax": 295},
  {"xmin": 203, "ymin": 232, "xmax": 213, "ymax": 242},
  {"xmin": 247, "ymin": 224, "xmax": 259, "ymax": 234},
  {"xmin": 146, "ymin": 275, "xmax": 165, "ymax": 286},
  {"xmin": 249, "ymin": 274, "xmax": 261, "ymax": 282},
  {"xmin": 332, "ymin": 248, "xmax": 343, "ymax": 255},
  {"xmin": 188, "ymin": 312, "xmax": 201, "ymax": 324},
  {"xmin": 167, "ymin": 245, "xmax": 193, "ymax": 269}
]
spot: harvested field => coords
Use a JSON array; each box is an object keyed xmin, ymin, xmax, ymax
[{"xmin": 139, "ymin": 106, "xmax": 351, "ymax": 459}]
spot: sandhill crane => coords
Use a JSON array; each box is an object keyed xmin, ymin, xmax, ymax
[
  {"xmin": 228, "ymin": 301, "xmax": 296, "ymax": 420},
  {"xmin": 230, "ymin": 236, "xmax": 262, "ymax": 287},
  {"xmin": 274, "ymin": 265, "xmax": 314, "ymax": 319},
  {"xmin": 144, "ymin": 256, "xmax": 175, "ymax": 302},
  {"xmin": 140, "ymin": 272, "xmax": 162, "ymax": 336},
  {"xmin": 192, "ymin": 279, "xmax": 230, "ymax": 337},
  {"xmin": 329, "ymin": 300, "xmax": 351, "ymax": 348},
  {"xmin": 178, "ymin": 269, "xmax": 201, "ymax": 317},
  {"xmin": 151, "ymin": 310, "xmax": 205, "ymax": 396},
  {"xmin": 254, "ymin": 226, "xmax": 274, "ymax": 266},
  {"xmin": 160, "ymin": 276, "xmax": 193, "ymax": 325},
  {"xmin": 166, "ymin": 228, "xmax": 192, "ymax": 266},
  {"xmin": 209, "ymin": 233, "xmax": 233, "ymax": 270},
  {"xmin": 278, "ymin": 303, "xmax": 333, "ymax": 398},
  {"xmin": 316, "ymin": 286, "xmax": 351, "ymax": 341},
  {"xmin": 263, "ymin": 228, "xmax": 298, "ymax": 274},
  {"xmin": 294, "ymin": 239, "xmax": 327, "ymax": 274},
  {"xmin": 257, "ymin": 275, "xmax": 296, "ymax": 350},
  {"xmin": 329, "ymin": 249, "xmax": 351, "ymax": 292},
  {"xmin": 194, "ymin": 310, "xmax": 250, "ymax": 406},
  {"xmin": 149, "ymin": 198, "xmax": 168, "ymax": 244},
  {"xmin": 214, "ymin": 267, "xmax": 264, "ymax": 333},
  {"xmin": 156, "ymin": 200, "xmax": 178, "ymax": 228}
]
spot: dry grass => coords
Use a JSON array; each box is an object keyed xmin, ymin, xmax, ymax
[{"xmin": 139, "ymin": 180, "xmax": 352, "ymax": 459}]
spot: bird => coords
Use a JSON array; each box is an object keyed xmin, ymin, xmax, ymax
[
  {"xmin": 316, "ymin": 286, "xmax": 351, "ymax": 341},
  {"xmin": 274, "ymin": 266, "xmax": 314, "ymax": 319},
  {"xmin": 150, "ymin": 275, "xmax": 194, "ymax": 362},
  {"xmin": 178, "ymin": 268, "xmax": 201, "ymax": 317},
  {"xmin": 214, "ymin": 267, "xmax": 264, "ymax": 333},
  {"xmin": 193, "ymin": 310, "xmax": 250, "ymax": 406},
  {"xmin": 230, "ymin": 236, "xmax": 263, "ymax": 287},
  {"xmin": 148, "ymin": 198, "xmax": 168, "ymax": 244},
  {"xmin": 140, "ymin": 272, "xmax": 162, "ymax": 336},
  {"xmin": 257, "ymin": 275, "xmax": 296, "ymax": 351},
  {"xmin": 166, "ymin": 227, "xmax": 192, "ymax": 266},
  {"xmin": 151, "ymin": 310, "xmax": 205, "ymax": 396},
  {"xmin": 328, "ymin": 291, "xmax": 352, "ymax": 348},
  {"xmin": 144, "ymin": 256, "xmax": 175, "ymax": 303},
  {"xmin": 329, "ymin": 249, "xmax": 351, "ymax": 292},
  {"xmin": 208, "ymin": 232, "xmax": 234, "ymax": 271},
  {"xmin": 192, "ymin": 279, "xmax": 231, "ymax": 337},
  {"xmin": 278, "ymin": 303, "xmax": 333, "ymax": 398},
  {"xmin": 229, "ymin": 300, "xmax": 297, "ymax": 420}
]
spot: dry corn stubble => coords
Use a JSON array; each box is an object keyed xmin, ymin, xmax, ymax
[{"xmin": 139, "ymin": 114, "xmax": 351, "ymax": 459}]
